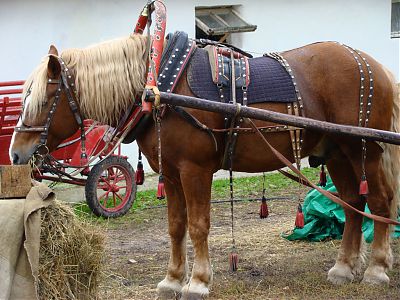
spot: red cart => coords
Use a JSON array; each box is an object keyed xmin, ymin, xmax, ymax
[{"xmin": 0, "ymin": 80, "xmax": 137, "ymax": 218}]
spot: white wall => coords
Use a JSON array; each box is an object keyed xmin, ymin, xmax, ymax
[
  {"xmin": 1, "ymin": 0, "xmax": 399, "ymax": 172},
  {"xmin": 232, "ymin": 0, "xmax": 399, "ymax": 80}
]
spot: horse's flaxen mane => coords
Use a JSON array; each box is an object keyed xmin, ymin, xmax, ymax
[{"xmin": 23, "ymin": 34, "xmax": 148, "ymax": 124}]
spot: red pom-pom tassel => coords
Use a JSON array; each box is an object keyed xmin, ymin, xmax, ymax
[
  {"xmin": 135, "ymin": 161, "xmax": 144, "ymax": 185},
  {"xmin": 359, "ymin": 175, "xmax": 369, "ymax": 197},
  {"xmin": 318, "ymin": 165, "xmax": 327, "ymax": 187},
  {"xmin": 259, "ymin": 196, "xmax": 269, "ymax": 219},
  {"xmin": 295, "ymin": 204, "xmax": 305, "ymax": 228},
  {"xmin": 229, "ymin": 250, "xmax": 238, "ymax": 272},
  {"xmin": 157, "ymin": 175, "xmax": 165, "ymax": 200}
]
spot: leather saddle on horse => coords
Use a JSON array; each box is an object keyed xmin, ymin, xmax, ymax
[{"xmin": 187, "ymin": 45, "xmax": 297, "ymax": 105}]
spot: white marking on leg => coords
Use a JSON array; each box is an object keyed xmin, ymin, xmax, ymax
[
  {"xmin": 157, "ymin": 277, "xmax": 185, "ymax": 299},
  {"xmin": 327, "ymin": 262, "xmax": 354, "ymax": 285}
]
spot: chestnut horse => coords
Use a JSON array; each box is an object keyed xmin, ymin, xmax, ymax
[{"xmin": 10, "ymin": 34, "xmax": 399, "ymax": 299}]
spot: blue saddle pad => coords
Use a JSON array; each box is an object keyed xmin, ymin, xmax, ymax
[{"xmin": 187, "ymin": 48, "xmax": 297, "ymax": 104}]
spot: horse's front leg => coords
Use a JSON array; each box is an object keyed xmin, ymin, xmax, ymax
[
  {"xmin": 157, "ymin": 176, "xmax": 189, "ymax": 299},
  {"xmin": 179, "ymin": 164, "xmax": 213, "ymax": 299}
]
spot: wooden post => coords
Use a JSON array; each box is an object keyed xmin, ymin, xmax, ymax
[
  {"xmin": 150, "ymin": 92, "xmax": 400, "ymax": 146},
  {"xmin": 0, "ymin": 165, "xmax": 31, "ymax": 198}
]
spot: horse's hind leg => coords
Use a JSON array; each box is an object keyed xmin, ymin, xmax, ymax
[
  {"xmin": 362, "ymin": 157, "xmax": 393, "ymax": 284},
  {"xmin": 157, "ymin": 176, "xmax": 190, "ymax": 299},
  {"xmin": 328, "ymin": 144, "xmax": 394, "ymax": 285},
  {"xmin": 326, "ymin": 155, "xmax": 366, "ymax": 284},
  {"xmin": 179, "ymin": 164, "xmax": 213, "ymax": 299}
]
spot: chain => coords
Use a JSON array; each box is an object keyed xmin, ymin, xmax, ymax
[
  {"xmin": 229, "ymin": 159, "xmax": 236, "ymax": 249},
  {"xmin": 262, "ymin": 172, "xmax": 266, "ymax": 198},
  {"xmin": 155, "ymin": 108, "xmax": 163, "ymax": 176}
]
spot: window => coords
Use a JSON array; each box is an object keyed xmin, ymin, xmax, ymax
[
  {"xmin": 195, "ymin": 6, "xmax": 257, "ymax": 42},
  {"xmin": 392, "ymin": 0, "xmax": 400, "ymax": 38}
]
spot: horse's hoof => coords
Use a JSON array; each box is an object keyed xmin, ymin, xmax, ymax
[
  {"xmin": 156, "ymin": 278, "xmax": 184, "ymax": 300},
  {"xmin": 362, "ymin": 266, "xmax": 390, "ymax": 285},
  {"xmin": 180, "ymin": 281, "xmax": 209, "ymax": 300},
  {"xmin": 327, "ymin": 263, "xmax": 354, "ymax": 285}
]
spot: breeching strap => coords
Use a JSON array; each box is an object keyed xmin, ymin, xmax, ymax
[{"xmin": 247, "ymin": 118, "xmax": 400, "ymax": 226}]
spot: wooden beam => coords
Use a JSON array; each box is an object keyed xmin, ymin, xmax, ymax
[{"xmin": 147, "ymin": 92, "xmax": 400, "ymax": 146}]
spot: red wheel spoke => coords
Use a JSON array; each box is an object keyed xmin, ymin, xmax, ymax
[
  {"xmin": 102, "ymin": 192, "xmax": 110, "ymax": 207},
  {"xmin": 113, "ymin": 169, "xmax": 122, "ymax": 184},
  {"xmin": 99, "ymin": 177, "xmax": 113, "ymax": 189},
  {"xmin": 99, "ymin": 191, "xmax": 109, "ymax": 201},
  {"xmin": 113, "ymin": 194, "xmax": 116, "ymax": 207},
  {"xmin": 114, "ymin": 176, "xmax": 125, "ymax": 185},
  {"xmin": 108, "ymin": 168, "xmax": 115, "ymax": 176},
  {"xmin": 115, "ymin": 192, "xmax": 124, "ymax": 202}
]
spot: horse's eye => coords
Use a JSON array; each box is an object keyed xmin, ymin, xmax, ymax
[{"xmin": 42, "ymin": 100, "xmax": 48, "ymax": 107}]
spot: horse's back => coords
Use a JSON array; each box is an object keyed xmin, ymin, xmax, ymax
[{"xmin": 282, "ymin": 41, "xmax": 395, "ymax": 131}]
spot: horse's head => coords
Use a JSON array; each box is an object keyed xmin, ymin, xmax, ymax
[{"xmin": 9, "ymin": 45, "xmax": 80, "ymax": 165}]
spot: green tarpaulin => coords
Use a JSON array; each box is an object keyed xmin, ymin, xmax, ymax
[{"xmin": 283, "ymin": 176, "xmax": 400, "ymax": 243}]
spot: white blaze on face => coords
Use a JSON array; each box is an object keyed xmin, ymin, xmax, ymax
[{"xmin": 9, "ymin": 93, "xmax": 32, "ymax": 163}]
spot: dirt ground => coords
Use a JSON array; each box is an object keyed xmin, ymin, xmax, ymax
[{"xmin": 96, "ymin": 188, "xmax": 400, "ymax": 300}]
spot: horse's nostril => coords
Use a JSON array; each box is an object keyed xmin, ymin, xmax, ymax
[{"xmin": 12, "ymin": 152, "xmax": 20, "ymax": 165}]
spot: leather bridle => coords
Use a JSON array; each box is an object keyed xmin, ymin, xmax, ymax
[{"xmin": 14, "ymin": 55, "xmax": 87, "ymax": 159}]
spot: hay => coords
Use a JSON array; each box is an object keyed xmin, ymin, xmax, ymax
[{"xmin": 38, "ymin": 201, "xmax": 105, "ymax": 299}]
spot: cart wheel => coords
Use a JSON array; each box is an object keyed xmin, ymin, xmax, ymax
[{"xmin": 85, "ymin": 156, "xmax": 136, "ymax": 218}]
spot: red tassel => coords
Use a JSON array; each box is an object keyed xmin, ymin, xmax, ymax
[
  {"xmin": 295, "ymin": 204, "xmax": 305, "ymax": 228},
  {"xmin": 229, "ymin": 250, "xmax": 238, "ymax": 272},
  {"xmin": 318, "ymin": 165, "xmax": 327, "ymax": 187},
  {"xmin": 359, "ymin": 175, "xmax": 369, "ymax": 197},
  {"xmin": 157, "ymin": 175, "xmax": 165, "ymax": 200},
  {"xmin": 135, "ymin": 161, "xmax": 144, "ymax": 185},
  {"xmin": 259, "ymin": 196, "xmax": 269, "ymax": 219}
]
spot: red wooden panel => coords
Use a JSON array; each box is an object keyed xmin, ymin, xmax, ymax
[
  {"xmin": 0, "ymin": 81, "xmax": 25, "ymax": 87},
  {"xmin": 0, "ymin": 135, "xmax": 12, "ymax": 165},
  {"xmin": 0, "ymin": 89, "xmax": 23, "ymax": 96}
]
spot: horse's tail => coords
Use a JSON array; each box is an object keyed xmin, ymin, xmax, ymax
[{"xmin": 382, "ymin": 71, "xmax": 400, "ymax": 220}]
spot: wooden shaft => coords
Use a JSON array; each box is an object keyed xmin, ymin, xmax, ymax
[{"xmin": 150, "ymin": 92, "xmax": 400, "ymax": 146}]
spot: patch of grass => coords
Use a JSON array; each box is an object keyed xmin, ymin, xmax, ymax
[
  {"xmin": 212, "ymin": 168, "xmax": 318, "ymax": 200},
  {"xmin": 74, "ymin": 167, "xmax": 319, "ymax": 224}
]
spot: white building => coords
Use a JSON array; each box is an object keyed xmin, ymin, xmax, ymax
[{"xmin": 1, "ymin": 0, "xmax": 399, "ymax": 171}]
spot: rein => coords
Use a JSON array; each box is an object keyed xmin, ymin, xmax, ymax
[{"xmin": 247, "ymin": 118, "xmax": 400, "ymax": 226}]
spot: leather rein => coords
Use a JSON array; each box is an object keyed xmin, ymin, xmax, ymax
[{"xmin": 15, "ymin": 55, "xmax": 87, "ymax": 160}]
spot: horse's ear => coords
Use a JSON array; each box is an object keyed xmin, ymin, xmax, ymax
[
  {"xmin": 47, "ymin": 55, "xmax": 61, "ymax": 79},
  {"xmin": 48, "ymin": 45, "xmax": 58, "ymax": 56}
]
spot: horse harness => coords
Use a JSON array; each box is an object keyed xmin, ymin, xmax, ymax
[
  {"xmin": 15, "ymin": 55, "xmax": 87, "ymax": 159},
  {"xmin": 185, "ymin": 42, "xmax": 304, "ymax": 170}
]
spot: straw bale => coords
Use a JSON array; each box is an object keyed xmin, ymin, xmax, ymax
[{"xmin": 38, "ymin": 201, "xmax": 105, "ymax": 299}]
